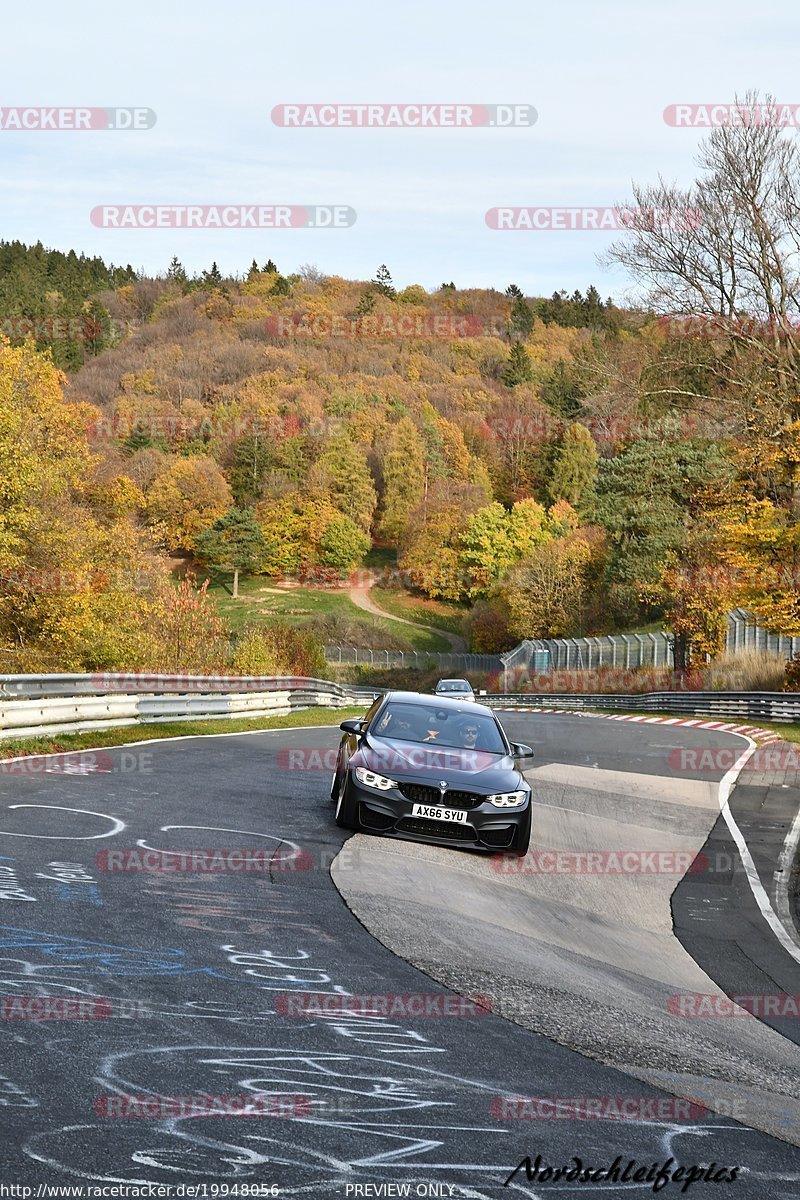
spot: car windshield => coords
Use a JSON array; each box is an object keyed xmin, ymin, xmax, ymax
[
  {"xmin": 373, "ymin": 702, "xmax": 506, "ymax": 754},
  {"xmin": 438, "ymin": 681, "xmax": 470, "ymax": 691}
]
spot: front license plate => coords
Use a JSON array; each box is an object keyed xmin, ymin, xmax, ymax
[{"xmin": 411, "ymin": 803, "xmax": 469, "ymax": 825}]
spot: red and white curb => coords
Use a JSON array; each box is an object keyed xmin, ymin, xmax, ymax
[{"xmin": 493, "ymin": 708, "xmax": 783, "ymax": 744}]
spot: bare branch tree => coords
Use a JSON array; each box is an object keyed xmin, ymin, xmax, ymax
[{"xmin": 604, "ymin": 91, "xmax": 800, "ymax": 512}]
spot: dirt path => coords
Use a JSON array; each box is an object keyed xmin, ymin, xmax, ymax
[{"xmin": 347, "ymin": 583, "xmax": 468, "ymax": 652}]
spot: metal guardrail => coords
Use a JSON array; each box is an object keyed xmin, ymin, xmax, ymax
[
  {"xmin": 1, "ymin": 673, "xmax": 796, "ymax": 742},
  {"xmin": 0, "ymin": 674, "xmax": 379, "ymax": 701},
  {"xmin": 0, "ymin": 675, "xmax": 379, "ymax": 742},
  {"xmin": 482, "ymin": 691, "xmax": 799, "ymax": 723}
]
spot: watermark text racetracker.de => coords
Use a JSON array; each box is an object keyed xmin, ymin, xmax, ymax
[
  {"xmin": 491, "ymin": 1095, "xmax": 708, "ymax": 1122},
  {"xmin": 275, "ymin": 992, "xmax": 492, "ymax": 1017},
  {"xmin": 265, "ymin": 312, "xmax": 484, "ymax": 339},
  {"xmin": 96, "ymin": 847, "xmax": 315, "ymax": 873},
  {"xmin": 664, "ymin": 101, "xmax": 800, "ymax": 127},
  {"xmin": 487, "ymin": 412, "xmax": 701, "ymax": 443},
  {"xmin": 494, "ymin": 847, "xmax": 756, "ymax": 877},
  {"xmin": 272, "ymin": 103, "xmax": 536, "ymax": 127},
  {"xmin": 492, "ymin": 850, "xmax": 701, "ymax": 876},
  {"xmin": 92, "ymin": 844, "xmax": 380, "ymax": 876},
  {"xmin": 0, "ymin": 996, "xmax": 148, "ymax": 1021},
  {"xmin": 658, "ymin": 313, "xmax": 800, "ymax": 338},
  {"xmin": 486, "ymin": 206, "xmax": 702, "ymax": 231},
  {"xmin": 0, "ymin": 106, "xmax": 155, "ymax": 130},
  {"xmin": 669, "ymin": 992, "xmax": 800, "ymax": 1018},
  {"xmin": 278, "ymin": 746, "xmax": 498, "ymax": 774},
  {"xmin": 90, "ymin": 205, "xmax": 356, "ymax": 229},
  {"xmin": 0, "ymin": 316, "xmax": 122, "ymax": 343},
  {"xmin": 669, "ymin": 745, "xmax": 800, "ymax": 774},
  {"xmin": 0, "ymin": 750, "xmax": 152, "ymax": 775},
  {"xmin": 94, "ymin": 1093, "xmax": 310, "ymax": 1118}
]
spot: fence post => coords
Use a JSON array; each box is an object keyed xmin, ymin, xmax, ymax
[
  {"xmin": 633, "ymin": 634, "xmax": 645, "ymax": 669},
  {"xmin": 647, "ymin": 633, "xmax": 658, "ymax": 668}
]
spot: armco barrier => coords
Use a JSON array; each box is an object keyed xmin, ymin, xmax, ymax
[
  {"xmin": 0, "ymin": 675, "xmax": 378, "ymax": 742},
  {"xmin": 0, "ymin": 673, "xmax": 375, "ymax": 700},
  {"xmin": 0, "ymin": 676, "xmax": 796, "ymax": 742},
  {"xmin": 481, "ymin": 692, "xmax": 799, "ymax": 723}
]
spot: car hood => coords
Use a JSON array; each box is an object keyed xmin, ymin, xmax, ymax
[{"xmin": 352, "ymin": 733, "xmax": 526, "ymax": 792}]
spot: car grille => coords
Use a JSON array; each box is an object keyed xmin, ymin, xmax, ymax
[
  {"xmin": 396, "ymin": 817, "xmax": 476, "ymax": 842},
  {"xmin": 398, "ymin": 782, "xmax": 486, "ymax": 810}
]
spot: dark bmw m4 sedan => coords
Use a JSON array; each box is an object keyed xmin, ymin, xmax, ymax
[{"xmin": 330, "ymin": 691, "xmax": 534, "ymax": 855}]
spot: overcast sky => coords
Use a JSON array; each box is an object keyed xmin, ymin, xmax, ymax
[{"xmin": 2, "ymin": 0, "xmax": 797, "ymax": 297}]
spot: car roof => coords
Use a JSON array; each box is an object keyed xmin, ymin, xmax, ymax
[{"xmin": 381, "ymin": 690, "xmax": 493, "ymax": 716}]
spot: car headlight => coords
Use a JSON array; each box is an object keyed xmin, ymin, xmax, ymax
[
  {"xmin": 354, "ymin": 767, "xmax": 398, "ymax": 791},
  {"xmin": 487, "ymin": 791, "xmax": 527, "ymax": 808}
]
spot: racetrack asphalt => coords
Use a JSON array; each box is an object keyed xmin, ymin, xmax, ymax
[{"xmin": 0, "ymin": 716, "xmax": 799, "ymax": 1195}]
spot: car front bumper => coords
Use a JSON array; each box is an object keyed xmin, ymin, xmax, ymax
[{"xmin": 346, "ymin": 776, "xmax": 530, "ymax": 851}]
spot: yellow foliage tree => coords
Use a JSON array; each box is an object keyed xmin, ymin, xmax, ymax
[
  {"xmin": 0, "ymin": 339, "xmax": 168, "ymax": 670},
  {"xmin": 148, "ymin": 456, "xmax": 233, "ymax": 551}
]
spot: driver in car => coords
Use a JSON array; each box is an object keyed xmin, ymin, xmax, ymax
[
  {"xmin": 457, "ymin": 719, "xmax": 481, "ymax": 749},
  {"xmin": 377, "ymin": 710, "xmax": 418, "ymax": 740}
]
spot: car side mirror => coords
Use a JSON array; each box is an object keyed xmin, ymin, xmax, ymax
[
  {"xmin": 511, "ymin": 742, "xmax": 534, "ymax": 761},
  {"xmin": 340, "ymin": 718, "xmax": 366, "ymax": 736}
]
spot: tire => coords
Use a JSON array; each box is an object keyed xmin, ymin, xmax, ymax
[
  {"xmin": 334, "ymin": 771, "xmax": 360, "ymax": 830},
  {"xmin": 511, "ymin": 809, "xmax": 532, "ymax": 857}
]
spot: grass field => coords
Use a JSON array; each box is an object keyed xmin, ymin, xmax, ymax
[
  {"xmin": 370, "ymin": 587, "xmax": 467, "ymax": 638},
  {"xmin": 200, "ymin": 573, "xmax": 452, "ymax": 651}
]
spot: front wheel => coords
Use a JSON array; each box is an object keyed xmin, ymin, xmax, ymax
[{"xmin": 334, "ymin": 772, "xmax": 360, "ymax": 830}]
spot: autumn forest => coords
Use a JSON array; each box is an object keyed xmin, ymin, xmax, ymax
[{"xmin": 1, "ymin": 119, "xmax": 799, "ymax": 679}]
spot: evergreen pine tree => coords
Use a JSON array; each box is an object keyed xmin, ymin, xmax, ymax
[
  {"xmin": 167, "ymin": 256, "xmax": 187, "ymax": 284},
  {"xmin": 373, "ymin": 264, "xmax": 396, "ymax": 297},
  {"xmin": 548, "ymin": 422, "xmax": 599, "ymax": 510},
  {"xmin": 509, "ymin": 295, "xmax": 535, "ymax": 340},
  {"xmin": 355, "ymin": 289, "xmax": 376, "ymax": 316},
  {"xmin": 194, "ymin": 507, "xmax": 268, "ymax": 598},
  {"xmin": 83, "ymin": 299, "xmax": 111, "ymax": 357},
  {"xmin": 202, "ymin": 261, "xmax": 223, "ymax": 287},
  {"xmin": 501, "ymin": 341, "xmax": 534, "ymax": 387}
]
